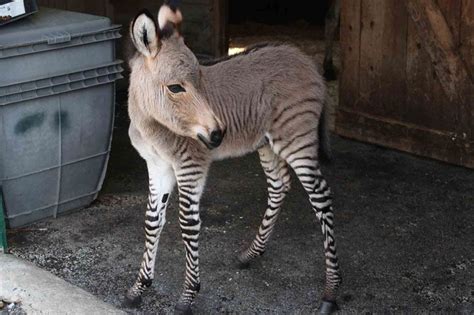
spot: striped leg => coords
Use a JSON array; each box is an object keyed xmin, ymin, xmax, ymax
[
  {"xmin": 174, "ymin": 160, "xmax": 209, "ymax": 315},
  {"xmin": 238, "ymin": 145, "xmax": 291, "ymax": 267},
  {"xmin": 277, "ymin": 140, "xmax": 341, "ymax": 313},
  {"xmin": 125, "ymin": 162, "xmax": 175, "ymax": 306}
]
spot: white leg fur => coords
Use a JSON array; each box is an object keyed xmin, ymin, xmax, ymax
[
  {"xmin": 126, "ymin": 126, "xmax": 176, "ymax": 304},
  {"xmin": 144, "ymin": 161, "xmax": 175, "ymax": 277},
  {"xmin": 125, "ymin": 160, "xmax": 175, "ymax": 304}
]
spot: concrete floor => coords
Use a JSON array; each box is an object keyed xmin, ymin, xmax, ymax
[
  {"xmin": 7, "ymin": 90, "xmax": 474, "ymax": 313},
  {"xmin": 0, "ymin": 254, "xmax": 125, "ymax": 315}
]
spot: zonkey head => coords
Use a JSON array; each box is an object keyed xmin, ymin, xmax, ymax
[{"xmin": 128, "ymin": 3, "xmax": 225, "ymax": 149}]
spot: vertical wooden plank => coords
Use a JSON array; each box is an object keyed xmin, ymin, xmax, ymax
[
  {"xmin": 50, "ymin": 0, "xmax": 66, "ymax": 10},
  {"xmin": 39, "ymin": 0, "xmax": 112, "ymax": 18},
  {"xmin": 406, "ymin": 17, "xmax": 431, "ymax": 127},
  {"xmin": 437, "ymin": 0, "xmax": 462, "ymax": 45},
  {"xmin": 338, "ymin": 0, "xmax": 361, "ymax": 112},
  {"xmin": 84, "ymin": 0, "xmax": 106, "ymax": 16},
  {"xmin": 436, "ymin": 0, "xmax": 465, "ymax": 137},
  {"xmin": 407, "ymin": 0, "xmax": 471, "ymax": 102},
  {"xmin": 112, "ymin": 0, "xmax": 161, "ymax": 28},
  {"xmin": 181, "ymin": 0, "xmax": 213, "ymax": 56},
  {"xmin": 461, "ymin": 0, "xmax": 474, "ymax": 75},
  {"xmin": 105, "ymin": 0, "xmax": 115, "ymax": 20},
  {"xmin": 406, "ymin": 6, "xmax": 457, "ymax": 132},
  {"xmin": 358, "ymin": 0, "xmax": 384, "ymax": 116},
  {"xmin": 379, "ymin": 0, "xmax": 408, "ymax": 121},
  {"xmin": 36, "ymin": 0, "xmax": 50, "ymax": 7},
  {"xmin": 460, "ymin": 0, "xmax": 474, "ymax": 140},
  {"xmin": 211, "ymin": 0, "xmax": 228, "ymax": 56},
  {"xmin": 66, "ymin": 0, "xmax": 85, "ymax": 13}
]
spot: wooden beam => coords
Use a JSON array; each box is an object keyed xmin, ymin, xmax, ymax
[
  {"xmin": 211, "ymin": 0, "xmax": 228, "ymax": 57},
  {"xmin": 337, "ymin": 109, "xmax": 474, "ymax": 168},
  {"xmin": 461, "ymin": 0, "xmax": 474, "ymax": 77},
  {"xmin": 338, "ymin": 0, "xmax": 361, "ymax": 111},
  {"xmin": 406, "ymin": 0, "xmax": 473, "ymax": 104}
]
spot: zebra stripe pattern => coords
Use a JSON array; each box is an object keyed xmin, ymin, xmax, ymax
[
  {"xmin": 238, "ymin": 133, "xmax": 341, "ymax": 304},
  {"xmin": 125, "ymin": 164, "xmax": 175, "ymax": 306},
  {"xmin": 274, "ymin": 99, "xmax": 341, "ymax": 303},
  {"xmin": 238, "ymin": 145, "xmax": 291, "ymax": 266},
  {"xmin": 174, "ymin": 158, "xmax": 208, "ymax": 309},
  {"xmin": 293, "ymin": 160, "xmax": 341, "ymax": 302},
  {"xmin": 226, "ymin": 78, "xmax": 342, "ymax": 304}
]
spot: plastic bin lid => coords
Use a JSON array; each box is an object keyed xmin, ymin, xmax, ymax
[{"xmin": 0, "ymin": 7, "xmax": 113, "ymax": 48}]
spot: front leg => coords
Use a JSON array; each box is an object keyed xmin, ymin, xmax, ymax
[
  {"xmin": 125, "ymin": 161, "xmax": 175, "ymax": 306},
  {"xmin": 174, "ymin": 159, "xmax": 209, "ymax": 315}
]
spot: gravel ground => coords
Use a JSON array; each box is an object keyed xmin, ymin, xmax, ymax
[{"xmin": 6, "ymin": 26, "xmax": 474, "ymax": 314}]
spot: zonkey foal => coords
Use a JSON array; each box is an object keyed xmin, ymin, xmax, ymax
[{"xmin": 125, "ymin": 3, "xmax": 341, "ymax": 314}]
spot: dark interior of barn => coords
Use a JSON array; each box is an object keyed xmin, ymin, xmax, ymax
[
  {"xmin": 228, "ymin": 0, "xmax": 330, "ymax": 53},
  {"xmin": 229, "ymin": 0, "xmax": 328, "ymax": 26}
]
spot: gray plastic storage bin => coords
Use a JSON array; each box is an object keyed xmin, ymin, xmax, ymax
[
  {"xmin": 0, "ymin": 7, "xmax": 121, "ymax": 85},
  {"xmin": 0, "ymin": 8, "xmax": 123, "ymax": 227}
]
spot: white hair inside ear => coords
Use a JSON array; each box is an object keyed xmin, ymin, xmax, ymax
[
  {"xmin": 158, "ymin": 4, "xmax": 183, "ymax": 30},
  {"xmin": 131, "ymin": 13, "xmax": 159, "ymax": 57}
]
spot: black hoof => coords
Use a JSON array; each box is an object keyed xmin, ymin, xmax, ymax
[
  {"xmin": 318, "ymin": 300, "xmax": 339, "ymax": 314},
  {"xmin": 123, "ymin": 293, "xmax": 142, "ymax": 308},
  {"xmin": 175, "ymin": 303, "xmax": 193, "ymax": 315}
]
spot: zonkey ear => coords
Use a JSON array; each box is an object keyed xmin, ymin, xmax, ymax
[
  {"xmin": 157, "ymin": 1, "xmax": 183, "ymax": 35},
  {"xmin": 130, "ymin": 10, "xmax": 159, "ymax": 57}
]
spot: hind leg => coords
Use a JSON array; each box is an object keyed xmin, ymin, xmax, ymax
[
  {"xmin": 274, "ymin": 135, "xmax": 341, "ymax": 313},
  {"xmin": 238, "ymin": 145, "xmax": 291, "ymax": 267}
]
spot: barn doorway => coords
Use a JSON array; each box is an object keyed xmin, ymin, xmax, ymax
[
  {"xmin": 226, "ymin": 0, "xmax": 339, "ymax": 129},
  {"xmin": 228, "ymin": 0, "xmax": 329, "ymax": 52},
  {"xmin": 228, "ymin": 0, "xmax": 329, "ymax": 53}
]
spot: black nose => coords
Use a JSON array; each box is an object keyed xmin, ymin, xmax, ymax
[{"xmin": 210, "ymin": 129, "xmax": 223, "ymax": 147}]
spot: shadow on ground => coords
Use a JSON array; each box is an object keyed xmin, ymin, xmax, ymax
[{"xmin": 7, "ymin": 90, "xmax": 474, "ymax": 314}]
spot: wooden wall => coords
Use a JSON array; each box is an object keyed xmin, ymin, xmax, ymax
[
  {"xmin": 36, "ymin": 0, "xmax": 113, "ymax": 17},
  {"xmin": 337, "ymin": 0, "xmax": 474, "ymax": 168},
  {"xmin": 179, "ymin": 0, "xmax": 228, "ymax": 56},
  {"xmin": 36, "ymin": 0, "xmax": 227, "ymax": 56}
]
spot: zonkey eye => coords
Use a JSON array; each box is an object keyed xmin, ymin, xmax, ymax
[{"xmin": 167, "ymin": 84, "xmax": 186, "ymax": 93}]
